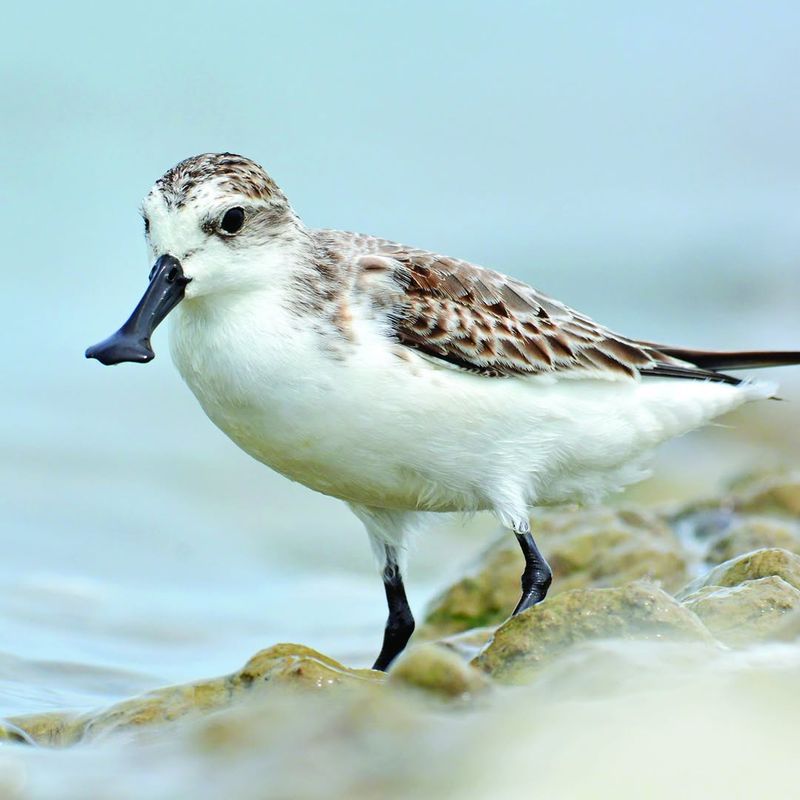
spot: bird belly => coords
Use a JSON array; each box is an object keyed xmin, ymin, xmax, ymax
[{"xmin": 169, "ymin": 298, "xmax": 772, "ymax": 513}]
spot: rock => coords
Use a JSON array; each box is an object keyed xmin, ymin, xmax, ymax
[
  {"xmin": 0, "ymin": 712, "xmax": 84, "ymax": 747},
  {"xmin": 541, "ymin": 509, "xmax": 688, "ymax": 595},
  {"xmin": 233, "ymin": 644, "xmax": 380, "ymax": 691},
  {"xmin": 682, "ymin": 577, "xmax": 800, "ymax": 646},
  {"xmin": 678, "ymin": 548, "xmax": 800, "ymax": 599},
  {"xmin": 5, "ymin": 632, "xmax": 800, "ymax": 800},
  {"xmin": 730, "ymin": 473, "xmax": 800, "ymax": 518},
  {"xmin": 422, "ymin": 507, "xmax": 689, "ymax": 637},
  {"xmin": 473, "ymin": 581, "xmax": 714, "ymax": 684},
  {"xmin": 668, "ymin": 470, "xmax": 800, "ymax": 540},
  {"xmin": 435, "ymin": 627, "xmax": 497, "ymax": 661},
  {"xmin": 705, "ymin": 517, "xmax": 800, "ymax": 564},
  {"xmin": 1, "ymin": 644, "xmax": 382, "ymax": 746},
  {"xmin": 772, "ymin": 607, "xmax": 800, "ymax": 641},
  {"xmin": 387, "ymin": 643, "xmax": 490, "ymax": 699},
  {"xmin": 421, "ymin": 541, "xmax": 521, "ymax": 637}
]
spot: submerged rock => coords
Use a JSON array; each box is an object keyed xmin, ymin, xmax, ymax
[
  {"xmin": 679, "ymin": 548, "xmax": 800, "ymax": 598},
  {"xmin": 7, "ymin": 634, "xmax": 800, "ymax": 800},
  {"xmin": 422, "ymin": 508, "xmax": 689, "ymax": 637},
  {"xmin": 473, "ymin": 582, "xmax": 714, "ymax": 684},
  {"xmin": 682, "ymin": 577, "xmax": 800, "ymax": 646},
  {"xmin": 730, "ymin": 473, "xmax": 800, "ymax": 518},
  {"xmin": 0, "ymin": 644, "xmax": 382, "ymax": 746},
  {"xmin": 421, "ymin": 541, "xmax": 521, "ymax": 636},
  {"xmin": 387, "ymin": 643, "xmax": 490, "ymax": 699},
  {"xmin": 435, "ymin": 627, "xmax": 497, "ymax": 661},
  {"xmin": 705, "ymin": 517, "xmax": 800, "ymax": 565},
  {"xmin": 8, "ymin": 480, "xmax": 800, "ymax": 761},
  {"xmin": 772, "ymin": 607, "xmax": 800, "ymax": 641}
]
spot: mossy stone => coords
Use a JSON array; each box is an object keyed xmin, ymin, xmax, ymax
[
  {"xmin": 679, "ymin": 548, "xmax": 800, "ymax": 600},
  {"xmin": 387, "ymin": 643, "xmax": 490, "ymax": 699},
  {"xmin": 423, "ymin": 508, "xmax": 689, "ymax": 637},
  {"xmin": 705, "ymin": 517, "xmax": 800, "ymax": 564},
  {"xmin": 682, "ymin": 576, "xmax": 800, "ymax": 646},
  {"xmin": 473, "ymin": 581, "xmax": 713, "ymax": 684},
  {"xmin": 3, "ymin": 644, "xmax": 382, "ymax": 746},
  {"xmin": 731, "ymin": 474, "xmax": 800, "ymax": 518}
]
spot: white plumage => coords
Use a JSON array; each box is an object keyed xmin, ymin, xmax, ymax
[{"xmin": 169, "ymin": 288, "xmax": 772, "ymax": 542}]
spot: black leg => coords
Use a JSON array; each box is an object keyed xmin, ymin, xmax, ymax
[
  {"xmin": 512, "ymin": 527, "xmax": 552, "ymax": 616},
  {"xmin": 372, "ymin": 547, "xmax": 415, "ymax": 671}
]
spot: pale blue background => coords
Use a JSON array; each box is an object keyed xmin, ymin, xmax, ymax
[{"xmin": 1, "ymin": 1, "xmax": 799, "ymax": 708}]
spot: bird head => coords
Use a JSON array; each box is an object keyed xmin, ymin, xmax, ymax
[{"xmin": 86, "ymin": 152, "xmax": 304, "ymax": 365}]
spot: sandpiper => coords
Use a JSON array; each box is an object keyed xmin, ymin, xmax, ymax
[{"xmin": 87, "ymin": 152, "xmax": 800, "ymax": 670}]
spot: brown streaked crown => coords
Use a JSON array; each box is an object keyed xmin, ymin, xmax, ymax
[{"xmin": 154, "ymin": 152, "xmax": 287, "ymax": 209}]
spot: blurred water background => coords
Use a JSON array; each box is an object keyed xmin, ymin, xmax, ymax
[{"xmin": 2, "ymin": 1, "xmax": 800, "ymax": 796}]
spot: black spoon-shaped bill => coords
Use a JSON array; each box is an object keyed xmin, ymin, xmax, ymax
[{"xmin": 85, "ymin": 255, "xmax": 190, "ymax": 366}]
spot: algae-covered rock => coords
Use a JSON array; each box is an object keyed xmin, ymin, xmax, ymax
[
  {"xmin": 0, "ymin": 712, "xmax": 85, "ymax": 747},
  {"xmin": 1, "ymin": 644, "xmax": 382, "ymax": 746},
  {"xmin": 542, "ymin": 508, "xmax": 688, "ymax": 595},
  {"xmin": 682, "ymin": 577, "xmax": 800, "ymax": 646},
  {"xmin": 387, "ymin": 643, "xmax": 490, "ymax": 699},
  {"xmin": 678, "ymin": 548, "xmax": 800, "ymax": 599},
  {"xmin": 233, "ymin": 644, "xmax": 379, "ymax": 691},
  {"xmin": 421, "ymin": 540, "xmax": 521, "ymax": 636},
  {"xmin": 772, "ymin": 607, "xmax": 800, "ymax": 641},
  {"xmin": 435, "ymin": 627, "xmax": 497, "ymax": 661},
  {"xmin": 730, "ymin": 473, "xmax": 800, "ymax": 518},
  {"xmin": 473, "ymin": 582, "xmax": 713, "ymax": 684},
  {"xmin": 422, "ymin": 508, "xmax": 689, "ymax": 637},
  {"xmin": 705, "ymin": 517, "xmax": 800, "ymax": 564}
]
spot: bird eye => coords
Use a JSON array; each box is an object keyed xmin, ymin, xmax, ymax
[{"xmin": 220, "ymin": 207, "xmax": 245, "ymax": 235}]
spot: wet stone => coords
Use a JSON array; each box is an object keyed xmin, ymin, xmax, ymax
[
  {"xmin": 772, "ymin": 607, "xmax": 800, "ymax": 641},
  {"xmin": 0, "ymin": 713, "xmax": 84, "ymax": 748},
  {"xmin": 705, "ymin": 516, "xmax": 800, "ymax": 565},
  {"xmin": 435, "ymin": 627, "xmax": 497, "ymax": 662},
  {"xmin": 682, "ymin": 577, "xmax": 800, "ymax": 646},
  {"xmin": 730, "ymin": 473, "xmax": 800, "ymax": 518},
  {"xmin": 387, "ymin": 643, "xmax": 490, "ymax": 699},
  {"xmin": 473, "ymin": 581, "xmax": 714, "ymax": 684},
  {"xmin": 678, "ymin": 548, "xmax": 800, "ymax": 599},
  {"xmin": 422, "ymin": 507, "xmax": 690, "ymax": 637},
  {"xmin": 1, "ymin": 644, "xmax": 383, "ymax": 746}
]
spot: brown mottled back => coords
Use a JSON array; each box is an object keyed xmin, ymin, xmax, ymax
[{"xmin": 311, "ymin": 230, "xmax": 744, "ymax": 384}]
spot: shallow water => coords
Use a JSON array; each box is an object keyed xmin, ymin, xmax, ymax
[
  {"xmin": 1, "ymin": 356, "xmax": 503, "ymax": 716},
  {"xmin": 4, "ymin": 1, "xmax": 800, "ymax": 793},
  {"xmin": 3, "ymin": 351, "xmax": 800, "ymax": 797},
  {"xmin": 3, "ymin": 637, "xmax": 800, "ymax": 799},
  {"xmin": 3, "ymin": 353, "xmax": 797, "ymax": 707},
  {"xmin": 4, "ymin": 0, "xmax": 800, "ymax": 726},
  {"xmin": 4, "ymin": 239, "xmax": 800, "ymax": 798},
  {"xmin": 1, "ymin": 305, "xmax": 798, "ymax": 800}
]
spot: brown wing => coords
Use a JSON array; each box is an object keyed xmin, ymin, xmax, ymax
[
  {"xmin": 320, "ymin": 232, "xmax": 707, "ymax": 380},
  {"xmin": 316, "ymin": 230, "xmax": 777, "ymax": 384}
]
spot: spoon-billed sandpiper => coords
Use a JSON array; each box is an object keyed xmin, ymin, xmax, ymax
[{"xmin": 87, "ymin": 153, "xmax": 800, "ymax": 669}]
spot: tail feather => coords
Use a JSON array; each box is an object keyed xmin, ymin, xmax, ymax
[
  {"xmin": 640, "ymin": 363, "xmax": 743, "ymax": 385},
  {"xmin": 653, "ymin": 348, "xmax": 800, "ymax": 371},
  {"xmin": 634, "ymin": 345, "xmax": 800, "ymax": 387}
]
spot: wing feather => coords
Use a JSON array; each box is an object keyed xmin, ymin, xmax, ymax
[{"xmin": 314, "ymin": 230, "xmax": 755, "ymax": 384}]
